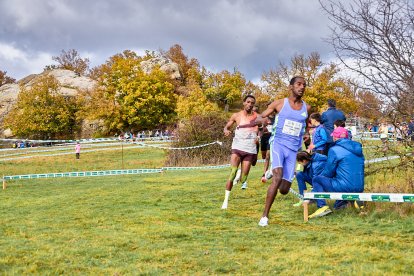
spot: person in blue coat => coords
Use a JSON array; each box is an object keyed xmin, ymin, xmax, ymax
[
  {"xmin": 321, "ymin": 99, "xmax": 346, "ymax": 134},
  {"xmin": 308, "ymin": 112, "xmax": 329, "ymax": 155},
  {"xmin": 293, "ymin": 151, "xmax": 327, "ymax": 206},
  {"xmin": 308, "ymin": 127, "xmax": 365, "ymax": 218},
  {"xmin": 321, "ymin": 99, "xmax": 346, "ymax": 151}
]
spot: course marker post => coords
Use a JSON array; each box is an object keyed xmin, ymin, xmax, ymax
[
  {"xmin": 303, "ymin": 200, "xmax": 309, "ymax": 222},
  {"xmin": 2, "ymin": 175, "xmax": 6, "ymax": 190}
]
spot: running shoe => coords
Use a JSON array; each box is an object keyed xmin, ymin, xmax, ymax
[
  {"xmin": 265, "ymin": 170, "xmax": 273, "ymax": 180},
  {"xmin": 308, "ymin": 206, "xmax": 332, "ymax": 219},
  {"xmin": 241, "ymin": 182, "xmax": 248, "ymax": 189},
  {"xmin": 353, "ymin": 200, "xmax": 365, "ymax": 210},
  {"xmin": 258, "ymin": 217, "xmax": 268, "ymax": 227},
  {"xmin": 261, "ymin": 175, "xmax": 267, "ymax": 183}
]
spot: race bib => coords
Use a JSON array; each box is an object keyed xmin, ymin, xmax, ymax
[{"xmin": 282, "ymin": 119, "xmax": 302, "ymax": 137}]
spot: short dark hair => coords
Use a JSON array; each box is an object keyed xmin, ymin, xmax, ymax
[
  {"xmin": 243, "ymin": 94, "xmax": 256, "ymax": 102},
  {"xmin": 309, "ymin": 112, "xmax": 321, "ymax": 122},
  {"xmin": 296, "ymin": 151, "xmax": 312, "ymax": 162},
  {"xmin": 289, "ymin": 76, "xmax": 305, "ymax": 85},
  {"xmin": 334, "ymin": 120, "xmax": 346, "ymax": 127},
  {"xmin": 327, "ymin": 99, "xmax": 336, "ymax": 107}
]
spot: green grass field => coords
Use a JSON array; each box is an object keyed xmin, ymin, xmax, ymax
[{"xmin": 0, "ymin": 143, "xmax": 413, "ymax": 274}]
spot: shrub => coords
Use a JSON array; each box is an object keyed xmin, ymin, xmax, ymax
[{"xmin": 165, "ymin": 113, "xmax": 232, "ymax": 166}]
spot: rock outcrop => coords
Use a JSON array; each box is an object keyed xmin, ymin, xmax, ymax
[
  {"xmin": 140, "ymin": 56, "xmax": 181, "ymax": 80},
  {"xmin": 0, "ymin": 69, "xmax": 97, "ymax": 137},
  {"xmin": 0, "ymin": 59, "xmax": 181, "ymax": 138}
]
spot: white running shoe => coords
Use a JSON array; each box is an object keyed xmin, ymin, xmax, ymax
[
  {"xmin": 265, "ymin": 170, "xmax": 273, "ymax": 180},
  {"xmin": 241, "ymin": 182, "xmax": 248, "ymax": 189},
  {"xmin": 258, "ymin": 217, "xmax": 268, "ymax": 227},
  {"xmin": 221, "ymin": 202, "xmax": 228, "ymax": 209}
]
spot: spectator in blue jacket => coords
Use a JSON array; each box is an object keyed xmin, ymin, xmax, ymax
[
  {"xmin": 308, "ymin": 112, "xmax": 329, "ymax": 155},
  {"xmin": 293, "ymin": 151, "xmax": 327, "ymax": 206},
  {"xmin": 321, "ymin": 99, "xmax": 347, "ymax": 134},
  {"xmin": 308, "ymin": 127, "xmax": 365, "ymax": 219}
]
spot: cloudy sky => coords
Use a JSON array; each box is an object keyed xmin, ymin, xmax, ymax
[{"xmin": 0, "ymin": 0, "xmax": 334, "ymax": 82}]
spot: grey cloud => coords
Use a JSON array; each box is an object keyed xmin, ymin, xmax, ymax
[{"xmin": 0, "ymin": 0, "xmax": 333, "ymax": 80}]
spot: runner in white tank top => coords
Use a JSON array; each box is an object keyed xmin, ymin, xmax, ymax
[{"xmin": 221, "ymin": 95, "xmax": 259, "ymax": 209}]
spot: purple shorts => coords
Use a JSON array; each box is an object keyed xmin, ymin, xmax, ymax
[
  {"xmin": 232, "ymin": 149, "xmax": 258, "ymax": 166},
  {"xmin": 271, "ymin": 141, "xmax": 297, "ymax": 182}
]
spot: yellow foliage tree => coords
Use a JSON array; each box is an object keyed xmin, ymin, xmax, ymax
[
  {"xmin": 203, "ymin": 69, "xmax": 246, "ymax": 108},
  {"xmin": 81, "ymin": 50, "xmax": 177, "ymax": 133},
  {"xmin": 5, "ymin": 75, "xmax": 79, "ymax": 139},
  {"xmin": 262, "ymin": 53, "xmax": 359, "ymax": 114},
  {"xmin": 176, "ymin": 81, "xmax": 220, "ymax": 119}
]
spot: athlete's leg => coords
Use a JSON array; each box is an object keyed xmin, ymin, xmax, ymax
[
  {"xmin": 263, "ymin": 149, "xmax": 270, "ymax": 174},
  {"xmin": 279, "ymin": 179, "xmax": 292, "ymax": 195},
  {"xmin": 226, "ymin": 153, "xmax": 241, "ymax": 191},
  {"xmin": 262, "ymin": 167, "xmax": 283, "ymax": 218},
  {"xmin": 295, "ymin": 171, "xmax": 310, "ymax": 196},
  {"xmin": 222, "ymin": 153, "xmax": 242, "ymax": 209},
  {"xmin": 278, "ymin": 148, "xmax": 298, "ymax": 195},
  {"xmin": 312, "ymin": 175, "xmax": 334, "ymax": 208},
  {"xmin": 240, "ymin": 159, "xmax": 252, "ymax": 182}
]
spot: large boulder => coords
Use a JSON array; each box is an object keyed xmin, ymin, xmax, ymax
[
  {"xmin": 0, "ymin": 69, "xmax": 97, "ymax": 137},
  {"xmin": 140, "ymin": 56, "xmax": 181, "ymax": 80}
]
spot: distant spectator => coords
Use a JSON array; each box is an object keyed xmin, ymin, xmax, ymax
[
  {"xmin": 378, "ymin": 122, "xmax": 389, "ymax": 151},
  {"xmin": 321, "ymin": 99, "xmax": 346, "ymax": 151},
  {"xmin": 75, "ymin": 142, "xmax": 81, "ymax": 160},
  {"xmin": 395, "ymin": 122, "xmax": 404, "ymax": 142},
  {"xmin": 408, "ymin": 118, "xmax": 414, "ymax": 142},
  {"xmin": 321, "ymin": 99, "xmax": 346, "ymax": 134}
]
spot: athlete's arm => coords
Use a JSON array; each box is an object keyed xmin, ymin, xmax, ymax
[
  {"xmin": 224, "ymin": 113, "xmax": 238, "ymax": 137},
  {"xmin": 255, "ymin": 99, "xmax": 282, "ymax": 125}
]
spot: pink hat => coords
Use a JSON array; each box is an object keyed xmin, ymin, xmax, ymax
[{"xmin": 331, "ymin": 127, "xmax": 349, "ymax": 139}]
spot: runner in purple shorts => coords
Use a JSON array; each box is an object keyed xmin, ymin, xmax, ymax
[{"xmin": 256, "ymin": 76, "xmax": 311, "ymax": 226}]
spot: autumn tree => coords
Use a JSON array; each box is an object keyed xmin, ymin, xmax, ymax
[
  {"xmin": 320, "ymin": 0, "xmax": 414, "ymax": 184},
  {"xmin": 50, "ymin": 49, "xmax": 90, "ymax": 75},
  {"xmin": 81, "ymin": 50, "xmax": 177, "ymax": 133},
  {"xmin": 244, "ymin": 81, "xmax": 272, "ymax": 109},
  {"xmin": 356, "ymin": 90, "xmax": 383, "ymax": 121},
  {"xmin": 176, "ymin": 80, "xmax": 220, "ymax": 119},
  {"xmin": 164, "ymin": 44, "xmax": 201, "ymax": 86},
  {"xmin": 203, "ymin": 69, "xmax": 246, "ymax": 110},
  {"xmin": 261, "ymin": 52, "xmax": 359, "ymax": 114},
  {"xmin": 4, "ymin": 75, "xmax": 79, "ymax": 139},
  {"xmin": 320, "ymin": 0, "xmax": 414, "ymax": 120},
  {"xmin": 0, "ymin": 70, "xmax": 16, "ymax": 87}
]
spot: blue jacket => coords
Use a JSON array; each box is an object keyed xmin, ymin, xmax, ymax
[
  {"xmin": 302, "ymin": 153, "xmax": 327, "ymax": 179},
  {"xmin": 322, "ymin": 139, "xmax": 365, "ymax": 192},
  {"xmin": 312, "ymin": 125, "xmax": 328, "ymax": 151},
  {"xmin": 321, "ymin": 107, "xmax": 346, "ymax": 134}
]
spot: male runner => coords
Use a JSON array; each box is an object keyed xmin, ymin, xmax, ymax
[
  {"xmin": 221, "ymin": 95, "xmax": 259, "ymax": 209},
  {"xmin": 257, "ymin": 76, "xmax": 311, "ymax": 226}
]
